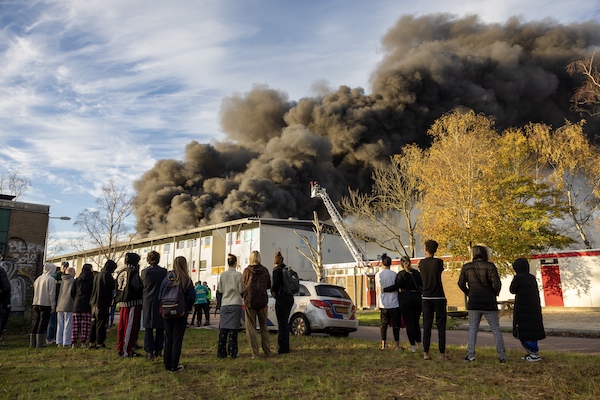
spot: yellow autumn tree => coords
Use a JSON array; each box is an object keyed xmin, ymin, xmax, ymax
[
  {"xmin": 527, "ymin": 120, "xmax": 600, "ymax": 249},
  {"xmin": 420, "ymin": 109, "xmax": 570, "ymax": 273}
]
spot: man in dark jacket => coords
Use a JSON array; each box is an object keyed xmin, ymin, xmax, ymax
[
  {"xmin": 115, "ymin": 253, "xmax": 143, "ymax": 357},
  {"xmin": 458, "ymin": 245, "xmax": 506, "ymax": 363},
  {"xmin": 510, "ymin": 258, "xmax": 545, "ymax": 362},
  {"xmin": 141, "ymin": 251, "xmax": 167, "ymax": 360},
  {"xmin": 0, "ymin": 260, "xmax": 11, "ymax": 346},
  {"xmin": 271, "ymin": 251, "xmax": 294, "ymax": 355},
  {"xmin": 242, "ymin": 250, "xmax": 272, "ymax": 358},
  {"xmin": 89, "ymin": 260, "xmax": 117, "ymax": 349}
]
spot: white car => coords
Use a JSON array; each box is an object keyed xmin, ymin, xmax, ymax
[{"xmin": 265, "ymin": 280, "xmax": 358, "ymax": 337}]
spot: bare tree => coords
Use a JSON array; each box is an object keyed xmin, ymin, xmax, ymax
[
  {"xmin": 340, "ymin": 146, "xmax": 423, "ymax": 258},
  {"xmin": 294, "ymin": 212, "xmax": 325, "ymax": 281},
  {"xmin": 0, "ymin": 170, "xmax": 30, "ymax": 199},
  {"xmin": 568, "ymin": 52, "xmax": 600, "ymax": 118},
  {"xmin": 72, "ymin": 180, "xmax": 135, "ymax": 265}
]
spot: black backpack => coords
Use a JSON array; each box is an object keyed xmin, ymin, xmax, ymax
[
  {"xmin": 160, "ymin": 279, "xmax": 186, "ymax": 319},
  {"xmin": 281, "ymin": 266, "xmax": 300, "ymax": 296}
]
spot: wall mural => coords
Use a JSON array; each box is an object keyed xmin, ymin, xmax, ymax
[{"xmin": 1, "ymin": 237, "xmax": 43, "ymax": 313}]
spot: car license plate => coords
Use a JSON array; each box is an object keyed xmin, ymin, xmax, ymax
[{"xmin": 335, "ymin": 306, "xmax": 349, "ymax": 314}]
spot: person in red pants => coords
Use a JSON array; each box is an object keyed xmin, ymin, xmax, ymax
[{"xmin": 115, "ymin": 253, "xmax": 143, "ymax": 358}]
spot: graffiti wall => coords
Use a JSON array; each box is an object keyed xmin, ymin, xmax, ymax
[{"xmin": 1, "ymin": 236, "xmax": 43, "ymax": 313}]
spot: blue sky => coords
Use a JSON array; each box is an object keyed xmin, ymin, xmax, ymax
[{"xmin": 1, "ymin": 0, "xmax": 599, "ymax": 253}]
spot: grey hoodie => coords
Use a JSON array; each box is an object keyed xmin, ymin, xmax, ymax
[
  {"xmin": 56, "ymin": 273, "xmax": 75, "ymax": 312},
  {"xmin": 33, "ymin": 263, "xmax": 57, "ymax": 308}
]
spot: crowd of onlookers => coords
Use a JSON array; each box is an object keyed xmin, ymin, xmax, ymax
[
  {"xmin": 376, "ymin": 239, "xmax": 546, "ymax": 363},
  {"xmin": 1, "ymin": 240, "xmax": 546, "ymax": 370},
  {"xmin": 3, "ymin": 248, "xmax": 293, "ymax": 372}
]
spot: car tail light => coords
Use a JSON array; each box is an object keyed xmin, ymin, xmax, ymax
[
  {"xmin": 350, "ymin": 304, "xmax": 356, "ymax": 320},
  {"xmin": 310, "ymin": 299, "xmax": 334, "ymax": 318}
]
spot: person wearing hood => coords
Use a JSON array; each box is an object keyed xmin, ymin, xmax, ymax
[
  {"xmin": 271, "ymin": 251, "xmax": 294, "ymax": 355},
  {"xmin": 242, "ymin": 250, "xmax": 272, "ymax": 358},
  {"xmin": 30, "ymin": 262, "xmax": 57, "ymax": 348},
  {"xmin": 141, "ymin": 251, "xmax": 167, "ymax": 360},
  {"xmin": 70, "ymin": 263, "xmax": 94, "ymax": 348},
  {"xmin": 159, "ymin": 256, "xmax": 195, "ymax": 373},
  {"xmin": 89, "ymin": 259, "xmax": 117, "ymax": 349},
  {"xmin": 458, "ymin": 245, "xmax": 506, "ymax": 364},
  {"xmin": 55, "ymin": 267, "xmax": 76, "ymax": 347},
  {"xmin": 510, "ymin": 258, "xmax": 546, "ymax": 362},
  {"xmin": 115, "ymin": 253, "xmax": 143, "ymax": 357},
  {"xmin": 46, "ymin": 261, "xmax": 67, "ymax": 345}
]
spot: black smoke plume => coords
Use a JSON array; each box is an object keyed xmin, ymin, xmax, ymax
[{"xmin": 133, "ymin": 14, "xmax": 600, "ymax": 236}]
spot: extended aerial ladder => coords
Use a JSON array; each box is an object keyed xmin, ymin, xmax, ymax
[{"xmin": 310, "ymin": 181, "xmax": 370, "ymax": 267}]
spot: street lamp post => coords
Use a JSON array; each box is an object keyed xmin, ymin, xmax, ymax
[{"xmin": 45, "ymin": 216, "xmax": 71, "ymax": 263}]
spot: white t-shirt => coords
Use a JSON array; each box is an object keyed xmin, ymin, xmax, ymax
[{"xmin": 376, "ymin": 268, "xmax": 399, "ymax": 309}]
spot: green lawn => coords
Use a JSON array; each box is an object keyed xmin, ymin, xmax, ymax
[{"xmin": 1, "ymin": 323, "xmax": 599, "ymax": 399}]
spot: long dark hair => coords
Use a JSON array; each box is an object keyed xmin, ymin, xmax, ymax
[{"xmin": 471, "ymin": 245, "xmax": 489, "ymax": 262}]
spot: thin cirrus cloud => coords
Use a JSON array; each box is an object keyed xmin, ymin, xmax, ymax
[{"xmin": 0, "ymin": 0, "xmax": 598, "ymax": 251}]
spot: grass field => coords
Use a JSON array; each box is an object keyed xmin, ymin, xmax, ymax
[{"xmin": 1, "ymin": 321, "xmax": 599, "ymax": 400}]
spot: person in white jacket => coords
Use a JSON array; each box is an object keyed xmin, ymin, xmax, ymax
[{"xmin": 31, "ymin": 263, "xmax": 57, "ymax": 348}]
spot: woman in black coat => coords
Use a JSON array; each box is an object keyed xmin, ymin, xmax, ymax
[
  {"xmin": 510, "ymin": 258, "xmax": 545, "ymax": 362},
  {"xmin": 70, "ymin": 263, "xmax": 94, "ymax": 348}
]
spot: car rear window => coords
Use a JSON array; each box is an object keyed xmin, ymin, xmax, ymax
[{"xmin": 315, "ymin": 285, "xmax": 351, "ymax": 300}]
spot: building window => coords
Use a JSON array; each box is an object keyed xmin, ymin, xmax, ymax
[
  {"xmin": 164, "ymin": 244, "xmax": 171, "ymax": 252},
  {"xmin": 0, "ymin": 209, "xmax": 10, "ymax": 256},
  {"xmin": 199, "ymin": 260, "xmax": 207, "ymax": 270}
]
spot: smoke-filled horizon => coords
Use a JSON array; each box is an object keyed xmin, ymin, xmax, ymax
[{"xmin": 133, "ymin": 14, "xmax": 600, "ymax": 236}]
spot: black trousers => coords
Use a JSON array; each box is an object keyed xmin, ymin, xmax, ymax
[
  {"xmin": 164, "ymin": 316, "xmax": 187, "ymax": 371},
  {"xmin": 217, "ymin": 328, "xmax": 239, "ymax": 358},
  {"xmin": 89, "ymin": 306, "xmax": 110, "ymax": 345},
  {"xmin": 144, "ymin": 328, "xmax": 165, "ymax": 356},
  {"xmin": 399, "ymin": 291, "xmax": 422, "ymax": 345},
  {"xmin": 379, "ymin": 307, "xmax": 400, "ymax": 342},
  {"xmin": 275, "ymin": 299, "xmax": 293, "ymax": 353},
  {"xmin": 31, "ymin": 305, "xmax": 51, "ymax": 334},
  {"xmin": 422, "ymin": 298, "xmax": 447, "ymax": 353}
]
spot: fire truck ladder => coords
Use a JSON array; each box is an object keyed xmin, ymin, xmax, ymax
[{"xmin": 310, "ymin": 181, "xmax": 369, "ymax": 267}]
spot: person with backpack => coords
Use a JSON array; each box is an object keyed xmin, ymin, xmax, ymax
[
  {"xmin": 159, "ymin": 256, "xmax": 195, "ymax": 373},
  {"xmin": 141, "ymin": 251, "xmax": 167, "ymax": 360},
  {"xmin": 115, "ymin": 253, "xmax": 143, "ymax": 358},
  {"xmin": 216, "ymin": 253, "xmax": 243, "ymax": 358},
  {"xmin": 271, "ymin": 251, "xmax": 294, "ymax": 355},
  {"xmin": 242, "ymin": 250, "xmax": 272, "ymax": 358}
]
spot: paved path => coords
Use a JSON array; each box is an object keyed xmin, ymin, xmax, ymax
[{"xmin": 191, "ymin": 308, "xmax": 600, "ymax": 354}]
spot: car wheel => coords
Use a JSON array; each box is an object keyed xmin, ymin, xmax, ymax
[{"xmin": 290, "ymin": 314, "xmax": 311, "ymax": 336}]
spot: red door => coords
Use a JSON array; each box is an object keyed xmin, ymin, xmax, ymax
[
  {"xmin": 540, "ymin": 265, "xmax": 564, "ymax": 306},
  {"xmin": 366, "ymin": 274, "xmax": 376, "ymax": 307}
]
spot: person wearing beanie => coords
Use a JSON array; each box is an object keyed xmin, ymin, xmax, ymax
[
  {"xmin": 89, "ymin": 260, "xmax": 117, "ymax": 349},
  {"xmin": 115, "ymin": 253, "xmax": 143, "ymax": 357},
  {"xmin": 510, "ymin": 258, "xmax": 546, "ymax": 362},
  {"xmin": 271, "ymin": 251, "xmax": 294, "ymax": 355}
]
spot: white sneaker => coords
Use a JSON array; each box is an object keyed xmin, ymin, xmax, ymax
[
  {"xmin": 409, "ymin": 345, "xmax": 416, "ymax": 353},
  {"xmin": 523, "ymin": 354, "xmax": 541, "ymax": 362}
]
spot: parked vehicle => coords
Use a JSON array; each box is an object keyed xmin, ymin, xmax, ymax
[{"xmin": 241, "ymin": 281, "xmax": 358, "ymax": 337}]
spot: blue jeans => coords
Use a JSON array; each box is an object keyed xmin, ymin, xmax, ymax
[{"xmin": 467, "ymin": 310, "xmax": 506, "ymax": 359}]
